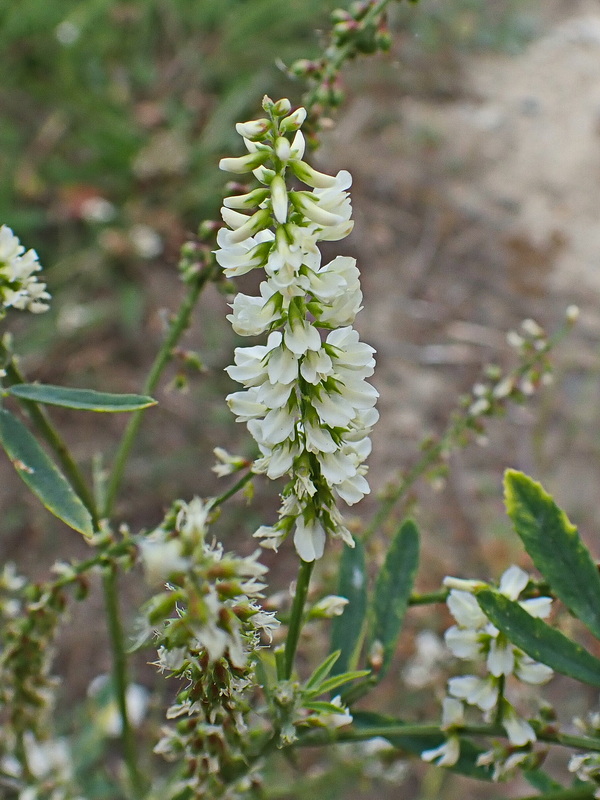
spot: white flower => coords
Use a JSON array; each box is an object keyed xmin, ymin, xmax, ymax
[
  {"xmin": 311, "ymin": 595, "xmax": 349, "ymax": 618},
  {"xmin": 502, "ymin": 703, "xmax": 536, "ymax": 746},
  {"xmin": 293, "ymin": 516, "xmax": 326, "ymax": 562},
  {"xmin": 0, "ymin": 225, "xmax": 51, "ymax": 315},
  {"xmin": 448, "ymin": 675, "xmax": 498, "ymax": 711},
  {"xmin": 218, "ymin": 98, "xmax": 377, "ymax": 561},
  {"xmin": 139, "ymin": 534, "xmax": 187, "ymax": 586},
  {"xmin": 421, "ymin": 736, "xmax": 460, "ymax": 767}
]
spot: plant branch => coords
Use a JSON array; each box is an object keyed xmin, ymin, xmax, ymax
[
  {"xmin": 102, "ymin": 566, "xmax": 145, "ymax": 798},
  {"xmin": 284, "ymin": 559, "xmax": 315, "ymax": 679},
  {"xmin": 103, "ymin": 263, "xmax": 216, "ymax": 518}
]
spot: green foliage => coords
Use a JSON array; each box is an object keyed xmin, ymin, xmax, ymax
[
  {"xmin": 0, "ymin": 408, "xmax": 93, "ymax": 535},
  {"xmin": 370, "ymin": 519, "xmax": 420, "ymax": 677},
  {"xmin": 8, "ymin": 383, "xmax": 157, "ymax": 412},
  {"xmin": 330, "ymin": 539, "xmax": 367, "ymax": 675},
  {"xmin": 477, "ymin": 590, "xmax": 600, "ymax": 687},
  {"xmin": 505, "ymin": 470, "xmax": 600, "ymax": 639},
  {"xmin": 0, "ymin": 0, "xmax": 340, "ymax": 240}
]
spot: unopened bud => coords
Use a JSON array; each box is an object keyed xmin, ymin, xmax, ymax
[{"xmin": 235, "ymin": 118, "xmax": 270, "ymax": 140}]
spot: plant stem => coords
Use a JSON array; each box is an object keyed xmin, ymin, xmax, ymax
[
  {"xmin": 284, "ymin": 559, "xmax": 314, "ymax": 679},
  {"xmin": 103, "ymin": 266, "xmax": 215, "ymax": 518},
  {"xmin": 295, "ymin": 720, "xmax": 600, "ymax": 754},
  {"xmin": 102, "ymin": 565, "xmax": 145, "ymax": 799},
  {"xmin": 409, "ymin": 589, "xmax": 448, "ymax": 605},
  {"xmin": 210, "ymin": 469, "xmax": 255, "ymax": 509}
]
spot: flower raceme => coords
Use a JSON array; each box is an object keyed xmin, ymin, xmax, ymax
[
  {"xmin": 216, "ymin": 96, "xmax": 378, "ymax": 562},
  {"xmin": 422, "ymin": 566, "xmax": 553, "ymax": 772}
]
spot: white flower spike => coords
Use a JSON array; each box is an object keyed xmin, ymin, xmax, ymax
[{"xmin": 217, "ymin": 96, "xmax": 378, "ymax": 561}]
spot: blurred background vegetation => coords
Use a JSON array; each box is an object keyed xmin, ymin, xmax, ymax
[{"xmin": 4, "ymin": 1, "xmax": 596, "ymax": 796}]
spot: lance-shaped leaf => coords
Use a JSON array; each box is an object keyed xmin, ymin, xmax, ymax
[
  {"xmin": 504, "ymin": 470, "xmax": 600, "ymax": 639},
  {"xmin": 352, "ymin": 711, "xmax": 492, "ymax": 781},
  {"xmin": 477, "ymin": 589, "xmax": 600, "ymax": 687},
  {"xmin": 0, "ymin": 409, "xmax": 93, "ymax": 536},
  {"xmin": 8, "ymin": 383, "xmax": 157, "ymax": 412},
  {"xmin": 370, "ymin": 519, "xmax": 420, "ymax": 678},
  {"xmin": 330, "ymin": 539, "xmax": 367, "ymax": 675}
]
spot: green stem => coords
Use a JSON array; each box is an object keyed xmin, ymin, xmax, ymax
[
  {"xmin": 102, "ymin": 566, "xmax": 145, "ymax": 799},
  {"xmin": 284, "ymin": 559, "xmax": 314, "ymax": 679},
  {"xmin": 511, "ymin": 789, "xmax": 594, "ymax": 800},
  {"xmin": 295, "ymin": 721, "xmax": 600, "ymax": 753},
  {"xmin": 103, "ymin": 267, "xmax": 214, "ymax": 518},
  {"xmin": 2, "ymin": 357, "xmax": 99, "ymax": 526},
  {"xmin": 362, "ymin": 324, "xmax": 570, "ymax": 543},
  {"xmin": 210, "ymin": 469, "xmax": 255, "ymax": 509},
  {"xmin": 408, "ymin": 588, "xmax": 448, "ymax": 606}
]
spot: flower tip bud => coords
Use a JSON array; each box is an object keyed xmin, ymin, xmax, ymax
[
  {"xmin": 566, "ymin": 304, "xmax": 580, "ymax": 323},
  {"xmin": 273, "ymin": 98, "xmax": 292, "ymax": 116}
]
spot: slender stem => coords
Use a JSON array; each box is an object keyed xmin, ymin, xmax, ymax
[
  {"xmin": 362, "ymin": 325, "xmax": 570, "ymax": 543},
  {"xmin": 103, "ymin": 267, "xmax": 215, "ymax": 518},
  {"xmin": 295, "ymin": 720, "xmax": 600, "ymax": 754},
  {"xmin": 2, "ymin": 357, "xmax": 99, "ymax": 526},
  {"xmin": 210, "ymin": 470, "xmax": 255, "ymax": 509},
  {"xmin": 502, "ymin": 789, "xmax": 594, "ymax": 800},
  {"xmin": 409, "ymin": 589, "xmax": 448, "ymax": 606},
  {"xmin": 284, "ymin": 560, "xmax": 314, "ymax": 679},
  {"xmin": 102, "ymin": 566, "xmax": 145, "ymax": 798}
]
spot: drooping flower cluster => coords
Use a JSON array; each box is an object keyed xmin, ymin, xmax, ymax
[
  {"xmin": 0, "ymin": 225, "xmax": 50, "ymax": 317},
  {"xmin": 139, "ymin": 498, "xmax": 278, "ymax": 799},
  {"xmin": 422, "ymin": 566, "xmax": 553, "ymax": 771},
  {"xmin": 216, "ymin": 96, "xmax": 378, "ymax": 561}
]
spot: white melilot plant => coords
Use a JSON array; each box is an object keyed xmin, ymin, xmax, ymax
[{"xmin": 216, "ymin": 96, "xmax": 378, "ymax": 562}]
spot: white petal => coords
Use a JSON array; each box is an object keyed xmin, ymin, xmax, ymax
[{"xmin": 499, "ymin": 565, "xmax": 529, "ymax": 600}]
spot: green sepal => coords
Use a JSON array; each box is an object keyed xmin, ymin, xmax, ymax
[
  {"xmin": 0, "ymin": 408, "xmax": 93, "ymax": 536},
  {"xmin": 477, "ymin": 589, "xmax": 600, "ymax": 686},
  {"xmin": 505, "ymin": 470, "xmax": 600, "ymax": 639},
  {"xmin": 8, "ymin": 383, "xmax": 157, "ymax": 412},
  {"xmin": 370, "ymin": 519, "xmax": 420, "ymax": 677}
]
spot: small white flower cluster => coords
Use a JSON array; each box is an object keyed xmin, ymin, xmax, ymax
[
  {"xmin": 0, "ymin": 225, "xmax": 50, "ymax": 316},
  {"xmin": 569, "ymin": 752, "xmax": 600, "ymax": 798},
  {"xmin": 142, "ymin": 498, "xmax": 279, "ymax": 799},
  {"xmin": 422, "ymin": 566, "xmax": 553, "ymax": 771},
  {"xmin": 139, "ymin": 497, "xmax": 279, "ymax": 669},
  {"xmin": 216, "ymin": 96, "xmax": 378, "ymax": 562}
]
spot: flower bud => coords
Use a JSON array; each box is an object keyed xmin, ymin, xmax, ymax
[
  {"xmin": 235, "ymin": 118, "xmax": 270, "ymax": 140},
  {"xmin": 219, "ymin": 150, "xmax": 270, "ymax": 175},
  {"xmin": 280, "ymin": 107, "xmax": 307, "ymax": 133}
]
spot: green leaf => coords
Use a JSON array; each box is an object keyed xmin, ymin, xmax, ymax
[
  {"xmin": 0, "ymin": 409, "xmax": 94, "ymax": 536},
  {"xmin": 477, "ymin": 590, "xmax": 600, "ymax": 686},
  {"xmin": 305, "ymin": 651, "xmax": 341, "ymax": 691},
  {"xmin": 303, "ymin": 700, "xmax": 350, "ymax": 714},
  {"xmin": 330, "ymin": 539, "xmax": 367, "ymax": 675},
  {"xmin": 371, "ymin": 519, "xmax": 420, "ymax": 677},
  {"xmin": 505, "ymin": 470, "xmax": 600, "ymax": 639},
  {"xmin": 352, "ymin": 712, "xmax": 492, "ymax": 781},
  {"xmin": 305, "ymin": 670, "xmax": 370, "ymax": 699},
  {"xmin": 523, "ymin": 769, "xmax": 563, "ymax": 793},
  {"xmin": 8, "ymin": 383, "xmax": 157, "ymax": 412}
]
